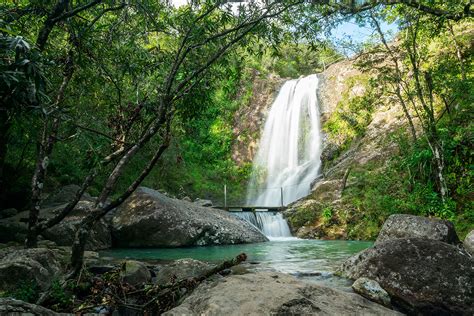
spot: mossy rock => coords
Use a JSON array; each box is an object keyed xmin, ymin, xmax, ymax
[{"xmin": 120, "ymin": 260, "xmax": 152, "ymax": 286}]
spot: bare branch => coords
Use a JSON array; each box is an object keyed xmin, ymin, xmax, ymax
[
  {"xmin": 51, "ymin": 0, "xmax": 103, "ymax": 23},
  {"xmin": 73, "ymin": 123, "xmax": 130, "ymax": 145},
  {"xmin": 78, "ymin": 3, "xmax": 127, "ymax": 38}
]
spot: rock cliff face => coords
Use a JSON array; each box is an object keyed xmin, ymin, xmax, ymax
[
  {"xmin": 318, "ymin": 59, "xmax": 363, "ymax": 125},
  {"xmin": 318, "ymin": 57, "xmax": 409, "ymax": 177},
  {"xmin": 229, "ymin": 64, "xmax": 360, "ymax": 167},
  {"xmin": 231, "ymin": 72, "xmax": 284, "ymax": 166},
  {"xmin": 226, "ymin": 58, "xmax": 406, "ymax": 240}
]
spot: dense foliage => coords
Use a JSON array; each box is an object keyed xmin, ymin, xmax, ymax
[{"xmin": 353, "ymin": 18, "xmax": 472, "ymax": 238}]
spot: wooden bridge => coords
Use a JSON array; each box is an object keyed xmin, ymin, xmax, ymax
[
  {"xmin": 214, "ymin": 206, "xmax": 287, "ymax": 212},
  {"xmin": 215, "ymin": 184, "xmax": 287, "ymax": 212}
]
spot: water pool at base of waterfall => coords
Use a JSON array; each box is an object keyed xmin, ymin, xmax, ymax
[{"xmin": 100, "ymin": 239, "xmax": 372, "ymax": 288}]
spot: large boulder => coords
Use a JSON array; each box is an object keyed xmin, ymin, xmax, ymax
[
  {"xmin": 375, "ymin": 214, "xmax": 460, "ymax": 245},
  {"xmin": 339, "ymin": 238, "xmax": 474, "ymax": 315},
  {"xmin": 0, "ymin": 200, "xmax": 111, "ymax": 250},
  {"xmin": 120, "ymin": 260, "xmax": 152, "ymax": 286},
  {"xmin": 0, "ymin": 208, "xmax": 18, "ymax": 219},
  {"xmin": 39, "ymin": 200, "xmax": 111, "ymax": 251},
  {"xmin": 164, "ymin": 272, "xmax": 401, "ymax": 315},
  {"xmin": 41, "ymin": 184, "xmax": 94, "ymax": 207},
  {"xmin": 0, "ymin": 185, "xmax": 111, "ymax": 250},
  {"xmin": 0, "ymin": 215, "xmax": 28, "ymax": 244},
  {"xmin": 111, "ymin": 187, "xmax": 268, "ymax": 247},
  {"xmin": 0, "ymin": 298, "xmax": 59, "ymax": 315},
  {"xmin": 463, "ymin": 230, "xmax": 474, "ymax": 256},
  {"xmin": 0, "ymin": 248, "xmax": 64, "ymax": 293}
]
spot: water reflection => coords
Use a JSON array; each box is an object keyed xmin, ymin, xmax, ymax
[{"xmin": 101, "ymin": 239, "xmax": 371, "ymax": 276}]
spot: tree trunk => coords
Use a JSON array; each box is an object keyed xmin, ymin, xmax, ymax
[
  {"xmin": 433, "ymin": 144, "xmax": 447, "ymax": 200},
  {"xmin": 340, "ymin": 167, "xmax": 351, "ymax": 197},
  {"xmin": 26, "ymin": 122, "xmax": 51, "ymax": 248},
  {"xmin": 427, "ymin": 136, "xmax": 448, "ymax": 202},
  {"xmin": 69, "ymin": 211, "xmax": 98, "ymax": 278},
  {"xmin": 36, "ymin": 0, "xmax": 69, "ymax": 51},
  {"xmin": 26, "ymin": 50, "xmax": 74, "ymax": 248},
  {"xmin": 448, "ymin": 23, "xmax": 466, "ymax": 81},
  {"xmin": 395, "ymin": 85, "xmax": 418, "ymax": 141}
]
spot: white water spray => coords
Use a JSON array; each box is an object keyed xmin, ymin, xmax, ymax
[
  {"xmin": 247, "ymin": 74, "xmax": 322, "ymax": 207},
  {"xmin": 233, "ymin": 211, "xmax": 292, "ymax": 239}
]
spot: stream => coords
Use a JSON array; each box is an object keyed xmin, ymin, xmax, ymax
[{"xmin": 100, "ymin": 239, "xmax": 371, "ymax": 289}]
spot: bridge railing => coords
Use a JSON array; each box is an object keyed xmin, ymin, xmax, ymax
[
  {"xmin": 216, "ymin": 176, "xmax": 321, "ymax": 208},
  {"xmin": 218, "ymin": 185, "xmax": 286, "ymax": 208}
]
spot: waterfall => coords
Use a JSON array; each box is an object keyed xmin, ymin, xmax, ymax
[
  {"xmin": 247, "ymin": 74, "xmax": 322, "ymax": 207},
  {"xmin": 255, "ymin": 212, "xmax": 292, "ymax": 238},
  {"xmin": 233, "ymin": 211, "xmax": 260, "ymax": 228},
  {"xmin": 233, "ymin": 211, "xmax": 292, "ymax": 238}
]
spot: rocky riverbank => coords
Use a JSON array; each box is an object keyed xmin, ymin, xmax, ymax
[
  {"xmin": 0, "ymin": 213, "xmax": 472, "ymax": 315},
  {"xmin": 0, "ymin": 245, "xmax": 401, "ymax": 315}
]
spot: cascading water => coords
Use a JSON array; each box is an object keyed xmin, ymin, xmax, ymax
[
  {"xmin": 241, "ymin": 74, "xmax": 322, "ymax": 238},
  {"xmin": 247, "ymin": 74, "xmax": 322, "ymax": 207},
  {"xmin": 233, "ymin": 211, "xmax": 260, "ymax": 228},
  {"xmin": 233, "ymin": 212, "xmax": 292, "ymax": 238},
  {"xmin": 255, "ymin": 212, "xmax": 292, "ymax": 237}
]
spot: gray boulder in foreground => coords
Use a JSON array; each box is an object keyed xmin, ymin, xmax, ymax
[
  {"xmin": 164, "ymin": 271, "xmax": 401, "ymax": 316},
  {"xmin": 375, "ymin": 214, "xmax": 459, "ymax": 245},
  {"xmin": 0, "ymin": 184, "xmax": 111, "ymax": 250},
  {"xmin": 0, "ymin": 298, "xmax": 59, "ymax": 316},
  {"xmin": 0, "ymin": 248, "xmax": 64, "ymax": 293},
  {"xmin": 112, "ymin": 187, "xmax": 268, "ymax": 247},
  {"xmin": 120, "ymin": 260, "xmax": 152, "ymax": 286},
  {"xmin": 0, "ymin": 200, "xmax": 111, "ymax": 250},
  {"xmin": 339, "ymin": 238, "xmax": 474, "ymax": 315},
  {"xmin": 464, "ymin": 230, "xmax": 474, "ymax": 256}
]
